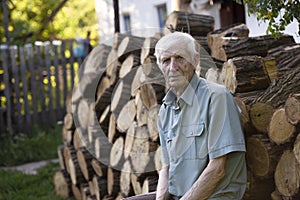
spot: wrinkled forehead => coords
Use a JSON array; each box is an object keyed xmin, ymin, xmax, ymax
[{"xmin": 155, "ymin": 32, "xmax": 195, "ymax": 62}]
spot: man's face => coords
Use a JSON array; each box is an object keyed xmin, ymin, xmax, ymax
[{"xmin": 160, "ymin": 51, "xmax": 195, "ymax": 92}]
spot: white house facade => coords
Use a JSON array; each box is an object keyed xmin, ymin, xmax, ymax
[{"xmin": 94, "ymin": 0, "xmax": 299, "ymax": 45}]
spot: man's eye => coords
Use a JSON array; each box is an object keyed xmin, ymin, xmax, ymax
[{"xmin": 162, "ymin": 58, "xmax": 170, "ymax": 64}]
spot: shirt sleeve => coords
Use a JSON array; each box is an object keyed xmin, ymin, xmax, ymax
[{"xmin": 207, "ymin": 86, "xmax": 246, "ymax": 160}]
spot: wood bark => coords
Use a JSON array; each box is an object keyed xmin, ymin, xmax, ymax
[
  {"xmin": 164, "ymin": 11, "xmax": 214, "ymax": 36},
  {"xmin": 219, "ymin": 56, "xmax": 270, "ymax": 94}
]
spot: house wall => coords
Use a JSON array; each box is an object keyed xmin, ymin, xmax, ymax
[{"xmin": 94, "ymin": 0, "xmax": 299, "ymax": 45}]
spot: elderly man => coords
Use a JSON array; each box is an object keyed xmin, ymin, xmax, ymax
[{"xmin": 123, "ymin": 32, "xmax": 247, "ymax": 200}]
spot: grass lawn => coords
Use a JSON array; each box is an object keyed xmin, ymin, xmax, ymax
[{"xmin": 0, "ymin": 125, "xmax": 74, "ymax": 200}]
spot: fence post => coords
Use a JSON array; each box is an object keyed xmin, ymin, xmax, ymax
[{"xmin": 0, "ymin": 45, "xmax": 13, "ymax": 134}]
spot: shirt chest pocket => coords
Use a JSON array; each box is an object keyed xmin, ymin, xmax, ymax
[{"xmin": 182, "ymin": 123, "xmax": 207, "ymax": 159}]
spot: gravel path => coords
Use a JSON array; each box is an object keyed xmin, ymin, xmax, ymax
[{"xmin": 1, "ymin": 159, "xmax": 59, "ymax": 175}]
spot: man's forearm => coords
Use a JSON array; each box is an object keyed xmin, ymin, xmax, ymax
[
  {"xmin": 181, "ymin": 156, "xmax": 226, "ymax": 200},
  {"xmin": 156, "ymin": 165, "xmax": 169, "ymax": 200}
]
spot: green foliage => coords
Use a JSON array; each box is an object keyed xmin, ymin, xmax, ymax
[
  {"xmin": 1, "ymin": 0, "xmax": 98, "ymax": 45},
  {"xmin": 239, "ymin": 0, "xmax": 300, "ymax": 37},
  {"xmin": 0, "ymin": 162, "xmax": 73, "ymax": 200},
  {"xmin": 0, "ymin": 125, "xmax": 63, "ymax": 166}
]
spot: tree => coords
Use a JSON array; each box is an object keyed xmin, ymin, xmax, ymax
[
  {"xmin": 0, "ymin": 0, "xmax": 98, "ymax": 45},
  {"xmin": 239, "ymin": 0, "xmax": 299, "ymax": 37}
]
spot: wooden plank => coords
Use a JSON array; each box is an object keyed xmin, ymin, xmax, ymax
[
  {"xmin": 10, "ymin": 46, "xmax": 22, "ymax": 131},
  {"xmin": 44, "ymin": 43, "xmax": 56, "ymax": 125},
  {"xmin": 25, "ymin": 44, "xmax": 38, "ymax": 124},
  {"xmin": 19, "ymin": 46, "xmax": 31, "ymax": 131},
  {"xmin": 52, "ymin": 41, "xmax": 62, "ymax": 119},
  {"xmin": 35, "ymin": 43, "xmax": 47, "ymax": 127},
  {"xmin": 60, "ymin": 41, "xmax": 68, "ymax": 109},
  {"xmin": 68, "ymin": 40, "xmax": 75, "ymax": 90},
  {"xmin": 0, "ymin": 47, "xmax": 13, "ymax": 133}
]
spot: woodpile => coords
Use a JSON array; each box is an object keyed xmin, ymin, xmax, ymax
[{"xmin": 54, "ymin": 11, "xmax": 300, "ymax": 200}]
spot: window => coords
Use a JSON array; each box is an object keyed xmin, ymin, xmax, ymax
[
  {"xmin": 123, "ymin": 14, "xmax": 131, "ymax": 34},
  {"xmin": 157, "ymin": 4, "xmax": 167, "ymax": 28}
]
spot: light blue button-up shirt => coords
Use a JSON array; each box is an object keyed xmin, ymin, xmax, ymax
[{"xmin": 158, "ymin": 74, "xmax": 247, "ymax": 199}]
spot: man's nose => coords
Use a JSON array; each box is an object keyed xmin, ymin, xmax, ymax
[{"xmin": 169, "ymin": 58, "xmax": 178, "ymax": 71}]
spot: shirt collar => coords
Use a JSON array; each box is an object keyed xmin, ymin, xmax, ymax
[{"xmin": 162, "ymin": 73, "xmax": 200, "ymax": 106}]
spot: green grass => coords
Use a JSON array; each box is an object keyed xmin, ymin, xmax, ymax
[
  {"xmin": 0, "ymin": 125, "xmax": 76, "ymax": 200},
  {"xmin": 0, "ymin": 162, "xmax": 71, "ymax": 200},
  {"xmin": 0, "ymin": 125, "xmax": 63, "ymax": 167}
]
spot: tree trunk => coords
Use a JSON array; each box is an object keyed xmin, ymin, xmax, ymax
[{"xmin": 285, "ymin": 93, "xmax": 300, "ymax": 125}]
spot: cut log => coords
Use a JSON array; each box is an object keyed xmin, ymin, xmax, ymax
[
  {"xmin": 62, "ymin": 126, "xmax": 73, "ymax": 146},
  {"xmin": 243, "ymin": 170, "xmax": 275, "ymax": 200},
  {"xmin": 207, "ymin": 23, "xmax": 249, "ymax": 62},
  {"xmin": 108, "ymin": 113, "xmax": 119, "ymax": 143},
  {"xmin": 117, "ymin": 35, "xmax": 145, "ymax": 62},
  {"xmin": 140, "ymin": 37, "xmax": 158, "ymax": 65},
  {"xmin": 82, "ymin": 44, "xmax": 111, "ymax": 75},
  {"xmin": 77, "ymin": 147, "xmax": 95, "ymax": 181},
  {"xmin": 135, "ymin": 92, "xmax": 149, "ymax": 127},
  {"xmin": 164, "ymin": 11, "xmax": 214, "ymax": 36},
  {"xmin": 249, "ymin": 102, "xmax": 275, "ymax": 134},
  {"xmin": 262, "ymin": 57, "xmax": 278, "ymax": 82},
  {"xmin": 91, "ymin": 159, "xmax": 107, "ymax": 178},
  {"xmin": 141, "ymin": 56, "xmax": 160, "ymax": 77},
  {"xmin": 107, "ymin": 167, "xmax": 121, "ymax": 197},
  {"xmin": 116, "ymin": 99, "xmax": 136, "ymax": 132},
  {"xmin": 268, "ymin": 44, "xmax": 300, "ymax": 76},
  {"xmin": 119, "ymin": 54, "xmax": 140, "ymax": 78},
  {"xmin": 57, "ymin": 145, "xmax": 66, "ymax": 170},
  {"xmin": 111, "ymin": 68, "xmax": 137, "ymax": 118},
  {"xmin": 285, "ymin": 93, "xmax": 300, "ymax": 125},
  {"xmin": 53, "ymin": 169, "xmax": 72, "ymax": 199},
  {"xmin": 140, "ymin": 84, "xmax": 158, "ymax": 110},
  {"xmin": 130, "ymin": 126, "xmax": 150, "ymax": 173},
  {"xmin": 72, "ymin": 184, "xmax": 82, "ymax": 200},
  {"xmin": 94, "ymin": 133, "xmax": 111, "ymax": 165},
  {"xmin": 142, "ymin": 175, "xmax": 158, "ymax": 194},
  {"xmin": 275, "ymin": 150, "xmax": 300, "ymax": 198},
  {"xmin": 112, "ymin": 33, "xmax": 129, "ymax": 49},
  {"xmin": 268, "ymin": 108, "xmax": 297, "ymax": 145},
  {"xmin": 64, "ymin": 145, "xmax": 77, "ymax": 174},
  {"xmin": 293, "ymin": 134, "xmax": 300, "ymax": 165},
  {"xmin": 124, "ymin": 123, "xmax": 136, "ymax": 159},
  {"xmin": 76, "ymin": 99, "xmax": 90, "ymax": 130},
  {"xmin": 64, "ymin": 113, "xmax": 75, "ymax": 130},
  {"xmin": 220, "ymin": 35, "xmax": 295, "ymax": 62},
  {"xmin": 69, "ymin": 155, "xmax": 85, "ymax": 185},
  {"xmin": 73, "ymin": 128, "xmax": 89, "ymax": 150},
  {"xmin": 147, "ymin": 105, "xmax": 160, "ymax": 142},
  {"xmin": 120, "ymin": 160, "xmax": 134, "ymax": 197},
  {"xmin": 234, "ymin": 97, "xmax": 254, "ymax": 135},
  {"xmin": 218, "ymin": 56, "xmax": 270, "ymax": 94},
  {"xmin": 110, "ymin": 136, "xmax": 125, "ymax": 169},
  {"xmin": 255, "ymin": 67, "xmax": 300, "ymax": 108},
  {"xmin": 93, "ymin": 175, "xmax": 108, "ymax": 200},
  {"xmin": 246, "ymin": 134, "xmax": 282, "ymax": 179},
  {"xmin": 154, "ymin": 146, "xmax": 162, "ymax": 173},
  {"xmin": 131, "ymin": 173, "xmax": 142, "ymax": 195}
]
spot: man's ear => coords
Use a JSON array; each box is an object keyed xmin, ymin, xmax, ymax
[{"xmin": 194, "ymin": 52, "xmax": 200, "ymax": 67}]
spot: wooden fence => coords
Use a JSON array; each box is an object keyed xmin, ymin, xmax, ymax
[{"xmin": 0, "ymin": 40, "xmax": 87, "ymax": 135}]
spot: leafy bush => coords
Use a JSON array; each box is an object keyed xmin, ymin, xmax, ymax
[{"xmin": 0, "ymin": 125, "xmax": 63, "ymax": 166}]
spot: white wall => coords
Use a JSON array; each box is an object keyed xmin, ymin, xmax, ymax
[{"xmin": 95, "ymin": 0, "xmax": 172, "ymax": 45}]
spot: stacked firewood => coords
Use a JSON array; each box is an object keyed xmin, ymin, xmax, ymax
[{"xmin": 53, "ymin": 11, "xmax": 300, "ymax": 200}]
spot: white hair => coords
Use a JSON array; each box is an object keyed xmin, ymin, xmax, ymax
[{"xmin": 154, "ymin": 32, "xmax": 200, "ymax": 69}]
